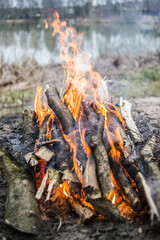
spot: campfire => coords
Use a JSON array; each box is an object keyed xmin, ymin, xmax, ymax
[{"xmin": 0, "ymin": 11, "xmax": 160, "ymax": 235}]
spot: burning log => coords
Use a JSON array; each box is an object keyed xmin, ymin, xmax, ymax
[
  {"xmin": 45, "ymin": 84, "xmax": 75, "ymax": 135},
  {"xmin": 109, "ymin": 156, "xmax": 143, "ymax": 212},
  {"xmin": 45, "ymin": 84, "xmax": 88, "ymax": 170},
  {"xmin": 90, "ymin": 114, "xmax": 112, "ymax": 198},
  {"xmin": 88, "ymin": 198, "xmax": 123, "ymax": 222},
  {"xmin": 83, "ymin": 153, "xmax": 101, "ymax": 200},
  {"xmin": 0, "ymin": 146, "xmax": 41, "ymax": 235}
]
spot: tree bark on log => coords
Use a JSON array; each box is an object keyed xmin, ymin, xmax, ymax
[
  {"xmin": 109, "ymin": 156, "xmax": 143, "ymax": 212},
  {"xmin": 90, "ymin": 114, "xmax": 112, "ymax": 198},
  {"xmin": 45, "ymin": 84, "xmax": 75, "ymax": 135},
  {"xmin": 23, "ymin": 110, "xmax": 39, "ymax": 158},
  {"xmin": 88, "ymin": 198, "xmax": 123, "ymax": 222},
  {"xmin": 0, "ymin": 146, "xmax": 41, "ymax": 235}
]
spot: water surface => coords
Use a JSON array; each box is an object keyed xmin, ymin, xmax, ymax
[{"xmin": 0, "ymin": 21, "xmax": 160, "ymax": 65}]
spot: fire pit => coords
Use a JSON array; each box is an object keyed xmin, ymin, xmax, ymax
[{"xmin": 0, "ymin": 11, "xmax": 160, "ymax": 238}]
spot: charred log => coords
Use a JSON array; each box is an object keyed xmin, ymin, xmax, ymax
[{"xmin": 109, "ymin": 156, "xmax": 143, "ymax": 212}]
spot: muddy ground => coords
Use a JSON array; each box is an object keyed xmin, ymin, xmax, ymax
[{"xmin": 0, "ymin": 51, "xmax": 160, "ymax": 240}]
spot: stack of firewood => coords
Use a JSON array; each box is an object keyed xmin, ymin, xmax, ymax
[{"xmin": 0, "ymin": 80, "xmax": 160, "ymax": 235}]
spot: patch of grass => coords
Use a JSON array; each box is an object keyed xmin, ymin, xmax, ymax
[
  {"xmin": 142, "ymin": 69, "xmax": 160, "ymax": 81},
  {"xmin": 0, "ymin": 88, "xmax": 36, "ymax": 117},
  {"xmin": 127, "ymin": 68, "xmax": 160, "ymax": 97}
]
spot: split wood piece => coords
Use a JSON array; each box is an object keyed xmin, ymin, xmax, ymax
[
  {"xmin": 36, "ymin": 139, "xmax": 60, "ymax": 147},
  {"xmin": 35, "ymin": 170, "xmax": 49, "ymax": 200},
  {"xmin": 61, "ymin": 162, "xmax": 82, "ymax": 195},
  {"xmin": 119, "ymin": 97, "xmax": 143, "ymax": 143},
  {"xmin": 88, "ymin": 198, "xmax": 123, "ymax": 222},
  {"xmin": 25, "ymin": 152, "xmax": 38, "ymax": 167},
  {"xmin": 109, "ymin": 156, "xmax": 143, "ymax": 212},
  {"xmin": 46, "ymin": 168, "xmax": 60, "ymax": 201},
  {"xmin": 23, "ymin": 110, "xmax": 39, "ymax": 158},
  {"xmin": 140, "ymin": 136, "xmax": 159, "ymax": 177},
  {"xmin": 35, "ymin": 146, "xmax": 54, "ymax": 162},
  {"xmin": 38, "ymin": 114, "xmax": 51, "ymax": 142},
  {"xmin": 0, "ymin": 146, "xmax": 41, "ymax": 235},
  {"xmin": 99, "ymin": 77, "xmax": 112, "ymax": 103},
  {"xmin": 45, "ymin": 84, "xmax": 75, "ymax": 135},
  {"xmin": 67, "ymin": 197, "xmax": 95, "ymax": 223},
  {"xmin": 91, "ymin": 114, "xmax": 112, "ymax": 198},
  {"xmin": 83, "ymin": 153, "xmax": 102, "ymax": 199}
]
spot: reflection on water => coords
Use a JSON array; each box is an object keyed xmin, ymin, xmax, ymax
[{"xmin": 0, "ymin": 22, "xmax": 160, "ymax": 65}]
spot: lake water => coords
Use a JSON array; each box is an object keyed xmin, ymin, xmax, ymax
[{"xmin": 0, "ymin": 21, "xmax": 160, "ymax": 65}]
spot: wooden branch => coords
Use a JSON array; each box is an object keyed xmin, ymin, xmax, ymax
[
  {"xmin": 0, "ymin": 146, "xmax": 41, "ymax": 235},
  {"xmin": 119, "ymin": 97, "xmax": 143, "ymax": 143},
  {"xmin": 109, "ymin": 156, "xmax": 143, "ymax": 212},
  {"xmin": 83, "ymin": 153, "xmax": 102, "ymax": 199},
  {"xmin": 67, "ymin": 197, "xmax": 95, "ymax": 223},
  {"xmin": 36, "ymin": 139, "xmax": 60, "ymax": 147},
  {"xmin": 45, "ymin": 84, "xmax": 75, "ymax": 135},
  {"xmin": 91, "ymin": 114, "xmax": 112, "ymax": 198}
]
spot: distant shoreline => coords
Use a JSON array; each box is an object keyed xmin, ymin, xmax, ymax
[{"xmin": 0, "ymin": 14, "xmax": 157, "ymax": 28}]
